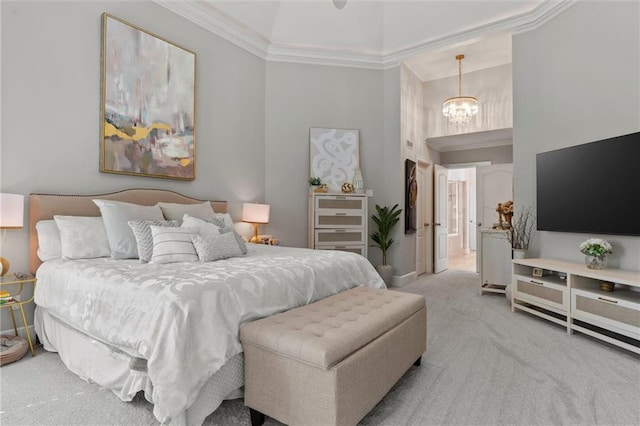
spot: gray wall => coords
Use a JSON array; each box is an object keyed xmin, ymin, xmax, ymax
[
  {"xmin": 1, "ymin": 1, "xmax": 266, "ymax": 329},
  {"xmin": 441, "ymin": 145, "xmax": 513, "ymax": 165},
  {"xmin": 264, "ymin": 61, "xmax": 386, "ymax": 251},
  {"xmin": 1, "ymin": 0, "xmax": 266, "ymax": 273},
  {"xmin": 513, "ymin": 0, "xmax": 640, "ymax": 270}
]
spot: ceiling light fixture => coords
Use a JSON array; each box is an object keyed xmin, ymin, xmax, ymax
[
  {"xmin": 332, "ymin": 0, "xmax": 347, "ymax": 10},
  {"xmin": 442, "ymin": 54, "xmax": 478, "ymax": 126}
]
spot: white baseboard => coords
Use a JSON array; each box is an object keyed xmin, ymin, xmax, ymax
[
  {"xmin": 391, "ymin": 271, "xmax": 417, "ymax": 288},
  {"xmin": 1, "ymin": 323, "xmax": 35, "ymax": 339}
]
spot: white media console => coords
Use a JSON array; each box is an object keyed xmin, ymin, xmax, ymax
[{"xmin": 511, "ymin": 258, "xmax": 640, "ymax": 354}]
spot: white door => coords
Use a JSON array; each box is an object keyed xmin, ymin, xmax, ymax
[
  {"xmin": 434, "ymin": 164, "xmax": 448, "ymax": 273},
  {"xmin": 476, "ymin": 164, "xmax": 513, "ymax": 271},
  {"xmin": 416, "ymin": 161, "xmax": 428, "ymax": 275}
]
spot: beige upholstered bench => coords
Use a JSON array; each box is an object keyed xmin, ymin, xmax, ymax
[{"xmin": 240, "ymin": 287, "xmax": 427, "ymax": 426}]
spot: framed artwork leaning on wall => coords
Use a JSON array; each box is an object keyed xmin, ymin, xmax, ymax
[{"xmin": 100, "ymin": 13, "xmax": 196, "ymax": 181}]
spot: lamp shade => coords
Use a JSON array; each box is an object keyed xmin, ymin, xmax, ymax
[
  {"xmin": 0, "ymin": 193, "xmax": 24, "ymax": 229},
  {"xmin": 242, "ymin": 203, "xmax": 270, "ymax": 224}
]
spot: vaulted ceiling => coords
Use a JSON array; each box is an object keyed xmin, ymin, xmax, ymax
[{"xmin": 156, "ymin": 0, "xmax": 575, "ymax": 80}]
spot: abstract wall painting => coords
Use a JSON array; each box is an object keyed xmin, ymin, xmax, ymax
[
  {"xmin": 309, "ymin": 128, "xmax": 359, "ymax": 191},
  {"xmin": 100, "ymin": 13, "xmax": 196, "ymax": 180}
]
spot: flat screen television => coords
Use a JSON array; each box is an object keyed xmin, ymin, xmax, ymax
[{"xmin": 536, "ymin": 131, "xmax": 640, "ymax": 236}]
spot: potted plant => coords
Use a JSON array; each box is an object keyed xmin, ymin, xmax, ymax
[
  {"xmin": 507, "ymin": 205, "xmax": 535, "ymax": 259},
  {"xmin": 309, "ymin": 176, "xmax": 322, "ymax": 193},
  {"xmin": 370, "ymin": 204, "xmax": 402, "ymax": 286}
]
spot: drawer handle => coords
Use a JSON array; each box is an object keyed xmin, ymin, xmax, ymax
[
  {"xmin": 334, "ymin": 196, "xmax": 347, "ymax": 200},
  {"xmin": 334, "ymin": 229, "xmax": 346, "ymax": 232},
  {"xmin": 335, "ymin": 213, "xmax": 347, "ymax": 216},
  {"xmin": 530, "ymin": 280, "xmax": 544, "ymax": 286},
  {"xmin": 335, "ymin": 246, "xmax": 347, "ymax": 249},
  {"xmin": 597, "ymin": 297, "xmax": 618, "ymax": 304}
]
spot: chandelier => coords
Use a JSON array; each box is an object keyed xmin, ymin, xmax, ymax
[{"xmin": 442, "ymin": 54, "xmax": 478, "ymax": 126}]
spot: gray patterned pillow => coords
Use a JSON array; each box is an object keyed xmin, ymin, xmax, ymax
[
  {"xmin": 191, "ymin": 232, "xmax": 245, "ymax": 262},
  {"xmin": 202, "ymin": 217, "xmax": 248, "ymax": 255},
  {"xmin": 128, "ymin": 219, "xmax": 181, "ymax": 263}
]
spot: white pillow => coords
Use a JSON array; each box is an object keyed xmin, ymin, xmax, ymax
[
  {"xmin": 93, "ymin": 199, "xmax": 164, "ymax": 259},
  {"xmin": 157, "ymin": 201, "xmax": 215, "ymax": 221},
  {"xmin": 149, "ymin": 226, "xmax": 199, "ymax": 264},
  {"xmin": 214, "ymin": 212, "xmax": 234, "ymax": 228},
  {"xmin": 53, "ymin": 216, "xmax": 111, "ymax": 260},
  {"xmin": 191, "ymin": 232, "xmax": 245, "ymax": 262},
  {"xmin": 181, "ymin": 214, "xmax": 221, "ymax": 234},
  {"xmin": 35, "ymin": 220, "xmax": 62, "ymax": 261}
]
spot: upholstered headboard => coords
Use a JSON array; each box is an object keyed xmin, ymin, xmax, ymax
[{"xmin": 29, "ymin": 188, "xmax": 227, "ymax": 274}]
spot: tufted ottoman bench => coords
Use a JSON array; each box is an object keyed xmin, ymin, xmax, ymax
[{"xmin": 240, "ymin": 287, "xmax": 427, "ymax": 426}]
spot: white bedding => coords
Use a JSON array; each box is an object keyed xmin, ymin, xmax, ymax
[{"xmin": 34, "ymin": 244, "xmax": 385, "ymax": 424}]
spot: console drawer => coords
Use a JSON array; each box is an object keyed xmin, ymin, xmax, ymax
[
  {"xmin": 315, "ymin": 229, "xmax": 366, "ymax": 246},
  {"xmin": 571, "ymin": 289, "xmax": 640, "ymax": 338},
  {"xmin": 514, "ymin": 278, "xmax": 567, "ymax": 312},
  {"xmin": 315, "ymin": 196, "xmax": 365, "ymax": 228}
]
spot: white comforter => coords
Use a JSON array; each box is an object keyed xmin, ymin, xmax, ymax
[{"xmin": 35, "ymin": 245, "xmax": 385, "ymax": 424}]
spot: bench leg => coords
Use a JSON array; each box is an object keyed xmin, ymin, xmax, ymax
[
  {"xmin": 250, "ymin": 408, "xmax": 265, "ymax": 426},
  {"xmin": 414, "ymin": 356, "xmax": 422, "ymax": 367}
]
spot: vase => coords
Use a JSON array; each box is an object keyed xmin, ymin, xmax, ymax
[
  {"xmin": 512, "ymin": 249, "xmax": 527, "ymax": 260},
  {"xmin": 353, "ymin": 168, "xmax": 364, "ymax": 194},
  {"xmin": 585, "ymin": 254, "xmax": 607, "ymax": 270},
  {"xmin": 376, "ymin": 264, "xmax": 393, "ymax": 287}
]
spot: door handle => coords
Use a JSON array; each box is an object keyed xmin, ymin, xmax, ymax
[
  {"xmin": 477, "ymin": 222, "xmax": 482, "ymax": 227},
  {"xmin": 424, "ymin": 223, "xmax": 430, "ymax": 227},
  {"xmin": 434, "ymin": 223, "xmax": 441, "ymax": 226}
]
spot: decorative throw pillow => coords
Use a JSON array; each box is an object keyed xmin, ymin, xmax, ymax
[
  {"xmin": 93, "ymin": 199, "xmax": 164, "ymax": 259},
  {"xmin": 149, "ymin": 226, "xmax": 199, "ymax": 264},
  {"xmin": 213, "ymin": 212, "xmax": 234, "ymax": 228},
  {"xmin": 157, "ymin": 201, "xmax": 215, "ymax": 221},
  {"xmin": 53, "ymin": 216, "xmax": 111, "ymax": 260},
  {"xmin": 181, "ymin": 214, "xmax": 221, "ymax": 234},
  {"xmin": 195, "ymin": 216, "xmax": 248, "ymax": 255},
  {"xmin": 191, "ymin": 232, "xmax": 245, "ymax": 262},
  {"xmin": 128, "ymin": 219, "xmax": 181, "ymax": 263},
  {"xmin": 35, "ymin": 220, "xmax": 62, "ymax": 261}
]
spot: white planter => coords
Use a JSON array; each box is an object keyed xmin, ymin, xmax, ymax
[
  {"xmin": 376, "ymin": 264, "xmax": 393, "ymax": 287},
  {"xmin": 512, "ymin": 249, "xmax": 527, "ymax": 259}
]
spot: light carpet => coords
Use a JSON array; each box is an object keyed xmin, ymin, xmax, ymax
[{"xmin": 1, "ymin": 269, "xmax": 639, "ymax": 425}]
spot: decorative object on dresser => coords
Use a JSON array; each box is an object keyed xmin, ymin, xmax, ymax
[
  {"xmin": 370, "ymin": 204, "xmax": 402, "ymax": 286},
  {"xmin": 100, "ymin": 14, "xmax": 196, "ymax": 181},
  {"xmin": 579, "ymin": 238, "xmax": 612, "ymax": 270},
  {"xmin": 341, "ymin": 182, "xmax": 354, "ymax": 193},
  {"xmin": 309, "ymin": 128, "xmax": 359, "ymax": 191},
  {"xmin": 308, "ymin": 192, "xmax": 368, "ymax": 257},
  {"xmin": 308, "ymin": 176, "xmax": 322, "ymax": 193},
  {"xmin": 511, "ymin": 258, "xmax": 640, "ymax": 354},
  {"xmin": 506, "ymin": 204, "xmax": 535, "ymax": 259},
  {"xmin": 242, "ymin": 203, "xmax": 270, "ymax": 244},
  {"xmin": 352, "ymin": 167, "xmax": 364, "ymax": 194},
  {"xmin": 0, "ymin": 193, "xmax": 24, "ymax": 277}
]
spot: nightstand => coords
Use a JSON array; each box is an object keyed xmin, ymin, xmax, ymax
[{"xmin": 0, "ymin": 274, "xmax": 37, "ymax": 356}]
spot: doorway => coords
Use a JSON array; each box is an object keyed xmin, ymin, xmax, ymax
[{"xmin": 446, "ymin": 167, "xmax": 476, "ymax": 271}]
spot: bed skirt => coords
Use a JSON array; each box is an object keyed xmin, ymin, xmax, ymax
[{"xmin": 34, "ymin": 307, "xmax": 245, "ymax": 426}]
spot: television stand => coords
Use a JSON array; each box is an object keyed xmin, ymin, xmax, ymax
[{"xmin": 511, "ymin": 258, "xmax": 640, "ymax": 354}]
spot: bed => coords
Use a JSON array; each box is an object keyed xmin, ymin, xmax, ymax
[{"xmin": 29, "ymin": 189, "xmax": 385, "ymax": 426}]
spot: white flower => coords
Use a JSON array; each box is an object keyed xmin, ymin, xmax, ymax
[{"xmin": 579, "ymin": 238, "xmax": 613, "ymax": 257}]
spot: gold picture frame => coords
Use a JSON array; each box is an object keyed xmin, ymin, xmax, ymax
[{"xmin": 100, "ymin": 13, "xmax": 196, "ymax": 180}]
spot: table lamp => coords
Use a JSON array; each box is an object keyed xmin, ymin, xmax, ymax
[
  {"xmin": 0, "ymin": 193, "xmax": 24, "ymax": 277},
  {"xmin": 242, "ymin": 203, "xmax": 270, "ymax": 244}
]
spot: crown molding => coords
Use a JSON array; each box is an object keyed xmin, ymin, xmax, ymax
[
  {"xmin": 154, "ymin": 0, "xmax": 577, "ymax": 70},
  {"xmin": 153, "ymin": 0, "xmax": 269, "ymax": 59},
  {"xmin": 427, "ymin": 138, "xmax": 512, "ymax": 153}
]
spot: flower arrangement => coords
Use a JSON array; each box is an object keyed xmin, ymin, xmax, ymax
[{"xmin": 579, "ymin": 238, "xmax": 613, "ymax": 257}]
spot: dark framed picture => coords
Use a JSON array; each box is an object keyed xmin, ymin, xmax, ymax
[{"xmin": 405, "ymin": 159, "xmax": 417, "ymax": 234}]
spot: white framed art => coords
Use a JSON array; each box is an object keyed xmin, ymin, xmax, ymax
[{"xmin": 309, "ymin": 128, "xmax": 359, "ymax": 191}]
